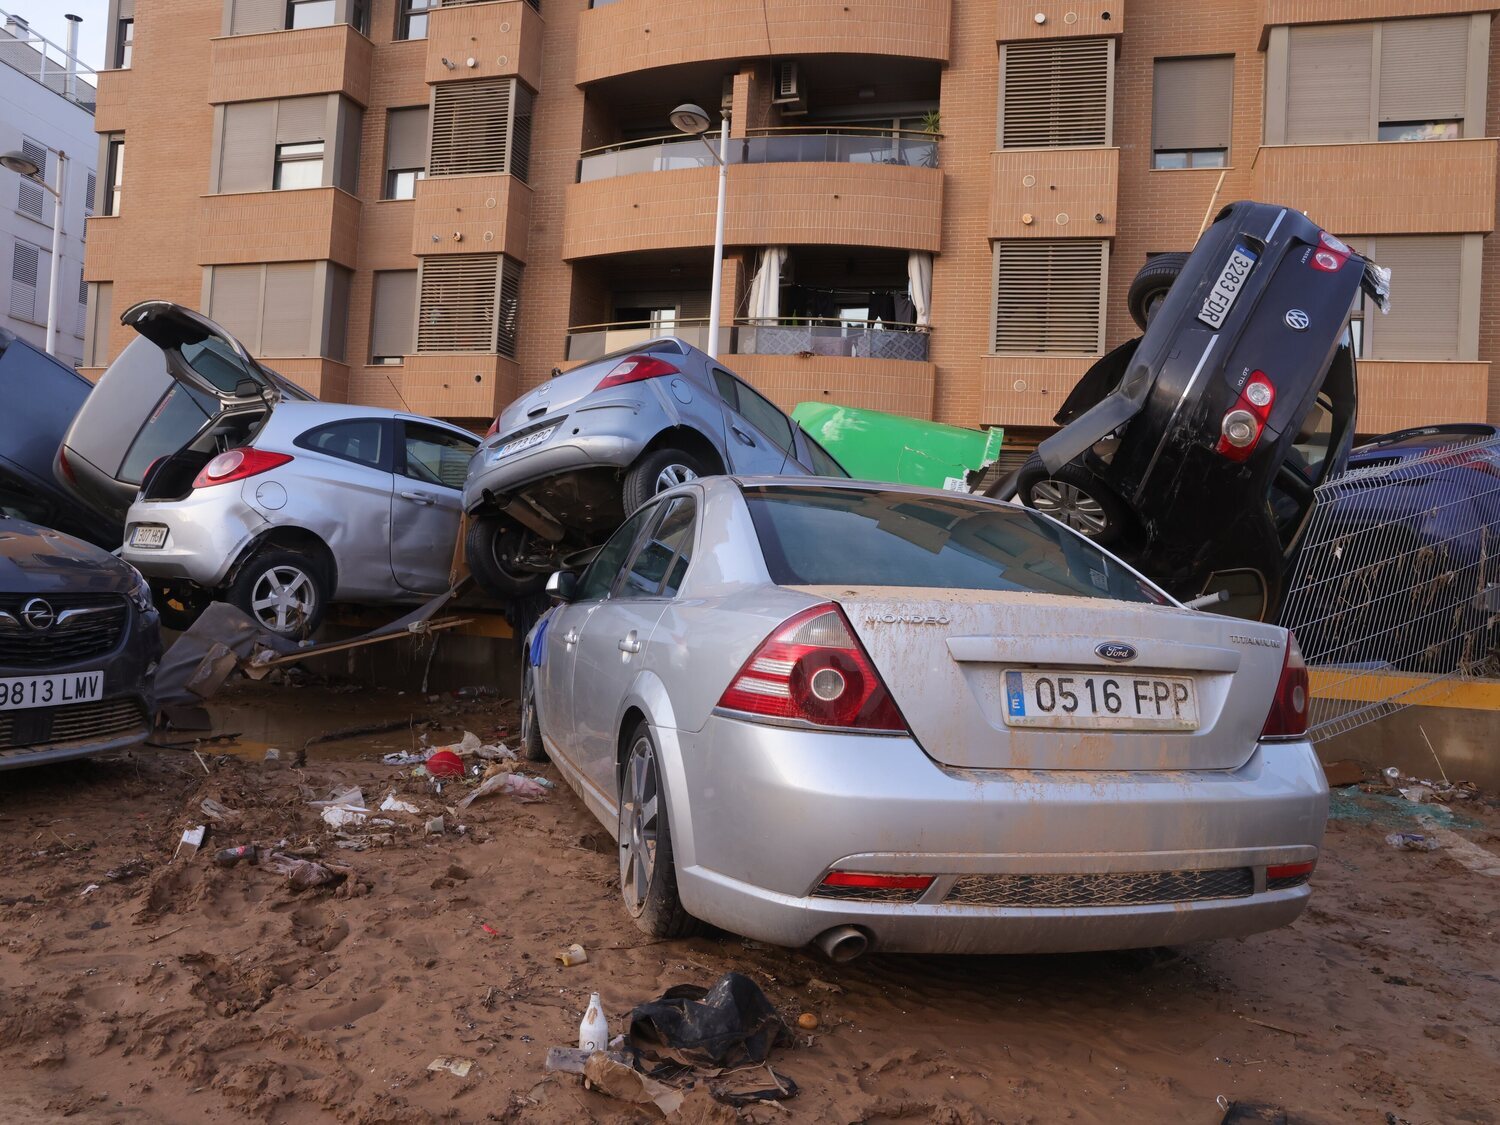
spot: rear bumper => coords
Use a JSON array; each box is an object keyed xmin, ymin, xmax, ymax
[
  {"xmin": 463, "ymin": 407, "xmax": 660, "ymax": 511},
  {"xmin": 666, "ymin": 716, "xmax": 1327, "ymax": 953},
  {"xmin": 121, "ymin": 487, "xmax": 264, "ymax": 587}
]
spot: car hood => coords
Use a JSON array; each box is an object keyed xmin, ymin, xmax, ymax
[{"xmin": 0, "ymin": 518, "xmax": 137, "ymax": 595}]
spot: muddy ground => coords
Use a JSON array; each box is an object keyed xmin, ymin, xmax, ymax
[{"xmin": 1, "ymin": 681, "xmax": 1497, "ymax": 1124}]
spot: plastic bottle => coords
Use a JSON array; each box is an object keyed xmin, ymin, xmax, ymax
[
  {"xmin": 578, "ymin": 992, "xmax": 608, "ymax": 1053},
  {"xmin": 213, "ymin": 845, "xmax": 260, "ymax": 867}
]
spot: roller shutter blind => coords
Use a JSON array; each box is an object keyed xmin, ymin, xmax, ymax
[
  {"xmin": 1362, "ymin": 236, "xmax": 1461, "ymax": 360},
  {"xmin": 85, "ymin": 281, "xmax": 113, "ymax": 367},
  {"xmin": 207, "ymin": 265, "xmax": 265, "ymax": 352},
  {"xmin": 276, "ymin": 96, "xmax": 327, "ymax": 144},
  {"xmin": 371, "ymin": 270, "xmax": 418, "ymax": 358},
  {"xmin": 262, "ymin": 262, "xmax": 317, "ymax": 355},
  {"xmin": 430, "ymin": 78, "xmax": 533, "ymax": 179},
  {"xmin": 1153, "ymin": 57, "xmax": 1233, "ymax": 152},
  {"xmin": 219, "ymin": 101, "xmax": 276, "ymax": 192},
  {"xmin": 1000, "ymin": 39, "xmax": 1111, "ymax": 149},
  {"xmin": 9, "ymin": 241, "xmax": 40, "ymax": 322},
  {"xmin": 75, "ymin": 269, "xmax": 87, "ymax": 338},
  {"xmin": 992, "ymin": 240, "xmax": 1106, "ymax": 355},
  {"xmin": 1379, "ymin": 17, "xmax": 1468, "ymax": 124},
  {"xmin": 416, "ymin": 255, "xmax": 523, "ymax": 356},
  {"xmin": 1286, "ymin": 24, "xmax": 1373, "ymax": 144},
  {"xmin": 386, "ymin": 107, "xmax": 429, "ymax": 172},
  {"xmin": 229, "ymin": 0, "xmax": 285, "ymax": 35}
]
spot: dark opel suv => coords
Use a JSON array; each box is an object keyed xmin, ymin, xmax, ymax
[{"xmin": 0, "ymin": 520, "xmax": 161, "ymax": 769}]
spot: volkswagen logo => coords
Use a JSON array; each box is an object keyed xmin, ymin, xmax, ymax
[
  {"xmin": 1284, "ymin": 308, "xmax": 1310, "ymax": 331},
  {"xmin": 20, "ymin": 598, "xmax": 55, "ymax": 631},
  {"xmin": 1095, "ymin": 642, "xmax": 1137, "ymax": 662}
]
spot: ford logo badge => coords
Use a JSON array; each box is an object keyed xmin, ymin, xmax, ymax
[{"xmin": 1095, "ymin": 642, "xmax": 1136, "ymax": 662}]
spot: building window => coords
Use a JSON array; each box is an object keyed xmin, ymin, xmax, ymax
[
  {"xmin": 207, "ymin": 262, "xmax": 347, "ymax": 357},
  {"xmin": 274, "ymin": 141, "xmax": 324, "ymax": 190},
  {"xmin": 85, "ymin": 171, "xmax": 96, "ymax": 216},
  {"xmin": 1279, "ymin": 16, "xmax": 1477, "ymax": 145},
  {"xmin": 1352, "ymin": 235, "xmax": 1477, "ymax": 361},
  {"xmin": 384, "ymin": 106, "xmax": 430, "ymax": 199},
  {"xmin": 999, "ymin": 39, "xmax": 1112, "ymax": 149},
  {"xmin": 115, "ymin": 17, "xmax": 134, "ymax": 68},
  {"xmin": 991, "ymin": 240, "xmax": 1107, "ymax": 355},
  {"xmin": 75, "ymin": 270, "xmax": 87, "ymax": 339},
  {"xmin": 430, "ymin": 78, "xmax": 535, "ymax": 181},
  {"xmin": 9, "ymin": 240, "xmax": 46, "ymax": 326},
  {"xmin": 84, "ymin": 281, "xmax": 113, "ymax": 367},
  {"xmin": 1152, "ymin": 56, "xmax": 1232, "ymax": 169},
  {"xmin": 104, "ymin": 136, "xmax": 125, "ymax": 216},
  {"xmin": 416, "ymin": 254, "xmax": 523, "ymax": 358},
  {"xmin": 15, "ymin": 138, "xmax": 48, "ymax": 222},
  {"xmin": 287, "ymin": 0, "xmax": 337, "ymax": 29},
  {"xmin": 398, "ymin": 0, "xmax": 436, "ymax": 40}
]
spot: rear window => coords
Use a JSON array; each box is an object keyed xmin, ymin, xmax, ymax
[
  {"xmin": 744, "ymin": 485, "xmax": 1162, "ymax": 603},
  {"xmin": 118, "ymin": 383, "xmax": 218, "ymax": 485}
]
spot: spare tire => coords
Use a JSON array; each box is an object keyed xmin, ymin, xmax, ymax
[{"xmin": 1127, "ymin": 252, "xmax": 1190, "ymax": 331}]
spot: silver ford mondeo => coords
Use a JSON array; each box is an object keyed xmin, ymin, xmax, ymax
[{"xmin": 520, "ymin": 477, "xmax": 1328, "ymax": 960}]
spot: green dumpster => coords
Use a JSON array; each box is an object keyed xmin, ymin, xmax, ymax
[{"xmin": 792, "ymin": 402, "xmax": 1004, "ymax": 491}]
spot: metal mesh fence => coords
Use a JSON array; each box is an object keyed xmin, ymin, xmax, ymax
[{"xmin": 1278, "ymin": 433, "xmax": 1500, "ymax": 741}]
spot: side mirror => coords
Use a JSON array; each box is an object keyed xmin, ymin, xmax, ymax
[{"xmin": 545, "ymin": 570, "xmax": 577, "ymax": 604}]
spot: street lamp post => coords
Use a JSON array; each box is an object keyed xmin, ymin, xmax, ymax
[
  {"xmin": 1, "ymin": 148, "xmax": 68, "ymax": 357},
  {"xmin": 670, "ymin": 104, "xmax": 729, "ymax": 360}
]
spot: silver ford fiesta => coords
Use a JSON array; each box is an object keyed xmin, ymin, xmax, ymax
[{"xmin": 520, "ymin": 478, "xmax": 1327, "ymax": 960}]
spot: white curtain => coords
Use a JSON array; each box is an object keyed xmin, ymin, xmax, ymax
[
  {"xmin": 747, "ymin": 246, "xmax": 787, "ymax": 323},
  {"xmin": 907, "ymin": 250, "xmax": 933, "ymax": 328}
]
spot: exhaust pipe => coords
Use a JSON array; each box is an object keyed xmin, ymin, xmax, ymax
[{"xmin": 813, "ymin": 925, "xmax": 869, "ymax": 963}]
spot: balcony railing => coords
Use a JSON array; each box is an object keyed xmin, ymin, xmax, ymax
[
  {"xmin": 565, "ymin": 317, "xmax": 931, "ymax": 363},
  {"xmin": 578, "ymin": 126, "xmax": 941, "ymax": 183}
]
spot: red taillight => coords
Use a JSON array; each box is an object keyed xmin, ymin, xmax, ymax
[
  {"xmin": 485, "ymin": 418, "xmax": 500, "ymax": 438},
  {"xmin": 1260, "ymin": 633, "xmax": 1310, "ymax": 739},
  {"xmin": 1311, "ymin": 231, "xmax": 1350, "ymax": 273},
  {"xmin": 717, "ymin": 604, "xmax": 908, "ymax": 732},
  {"xmin": 191, "ymin": 448, "xmax": 293, "ymax": 489},
  {"xmin": 58, "ymin": 447, "xmax": 77, "ymax": 485},
  {"xmin": 820, "ymin": 871, "xmax": 934, "ymax": 892},
  {"xmin": 1215, "ymin": 371, "xmax": 1276, "ymax": 463},
  {"xmin": 1266, "ymin": 861, "xmax": 1316, "ymax": 882},
  {"xmin": 595, "ymin": 355, "xmax": 680, "ymax": 390}
]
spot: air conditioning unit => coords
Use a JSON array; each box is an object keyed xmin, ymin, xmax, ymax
[
  {"xmin": 772, "ymin": 61, "xmax": 802, "ymax": 104},
  {"xmin": 721, "ymin": 75, "xmax": 735, "ymax": 113}
]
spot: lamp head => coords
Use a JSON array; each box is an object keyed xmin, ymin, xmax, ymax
[
  {"xmin": 669, "ymin": 103, "xmax": 713, "ymax": 136},
  {"xmin": 0, "ymin": 151, "xmax": 42, "ymax": 179}
]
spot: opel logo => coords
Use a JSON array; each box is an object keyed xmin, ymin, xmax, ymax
[
  {"xmin": 1284, "ymin": 309, "xmax": 1310, "ymax": 331},
  {"xmin": 20, "ymin": 598, "xmax": 55, "ymax": 631},
  {"xmin": 1095, "ymin": 642, "xmax": 1137, "ymax": 662}
]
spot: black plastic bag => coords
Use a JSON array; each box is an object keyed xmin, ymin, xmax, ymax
[{"xmin": 628, "ymin": 972, "xmax": 791, "ymax": 1070}]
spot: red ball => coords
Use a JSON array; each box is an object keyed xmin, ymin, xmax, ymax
[{"xmin": 425, "ymin": 749, "xmax": 464, "ymax": 778}]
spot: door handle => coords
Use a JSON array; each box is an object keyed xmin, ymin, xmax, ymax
[
  {"xmin": 400, "ymin": 490, "xmax": 435, "ymax": 506},
  {"xmin": 563, "ymin": 629, "xmax": 579, "ymax": 646},
  {"xmin": 731, "ymin": 426, "xmax": 756, "ymax": 447},
  {"xmin": 618, "ymin": 631, "xmax": 641, "ymax": 654}
]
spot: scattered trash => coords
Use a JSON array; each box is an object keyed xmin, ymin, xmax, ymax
[
  {"xmin": 806, "ymin": 978, "xmax": 843, "ymax": 994},
  {"xmin": 1413, "ymin": 813, "xmax": 1500, "ymax": 878},
  {"xmin": 796, "ymin": 1012, "xmax": 819, "ymax": 1031},
  {"xmin": 425, "ymin": 749, "xmax": 464, "ymax": 778},
  {"xmin": 213, "ymin": 845, "xmax": 261, "ymax": 867},
  {"xmin": 475, "ymin": 743, "xmax": 518, "ymax": 762},
  {"xmin": 456, "ymin": 772, "xmax": 550, "ymax": 809},
  {"xmin": 579, "ymin": 992, "xmax": 609, "ymax": 1052},
  {"xmin": 260, "ymin": 851, "xmax": 349, "ymax": 891},
  {"xmin": 263, "ymin": 747, "xmax": 281, "ymax": 764},
  {"xmin": 425, "ymin": 816, "xmax": 445, "ymax": 836},
  {"xmin": 545, "ymin": 1046, "xmax": 630, "ymax": 1074},
  {"xmin": 582, "ymin": 1052, "xmax": 684, "ymax": 1116},
  {"xmin": 1217, "ymin": 1097, "xmax": 1289, "ymax": 1124},
  {"xmin": 199, "ymin": 797, "xmax": 241, "ymax": 825},
  {"xmin": 1382, "ymin": 766, "xmax": 1402, "ymax": 786},
  {"xmin": 175, "ymin": 825, "xmax": 206, "ymax": 861},
  {"xmin": 79, "ymin": 883, "xmax": 99, "ymax": 897},
  {"xmin": 480, "ymin": 922, "xmax": 501, "ymax": 936},
  {"xmin": 378, "ymin": 792, "xmax": 420, "ymax": 815},
  {"xmin": 630, "ymin": 973, "xmax": 790, "ymax": 1070},
  {"xmin": 1386, "ymin": 832, "xmax": 1441, "ymax": 851},
  {"xmin": 1398, "ymin": 785, "xmax": 1435, "ymax": 805},
  {"xmin": 556, "ymin": 943, "xmax": 588, "ymax": 967},
  {"xmin": 426, "ymin": 1056, "xmax": 473, "ymax": 1078},
  {"xmin": 104, "ymin": 859, "xmax": 149, "ymax": 882},
  {"xmin": 310, "ymin": 786, "xmax": 370, "ymax": 830},
  {"xmin": 381, "ymin": 750, "xmax": 427, "ymax": 766},
  {"xmin": 526, "ymin": 775, "xmax": 556, "ymax": 790}
]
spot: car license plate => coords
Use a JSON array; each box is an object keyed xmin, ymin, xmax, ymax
[
  {"xmin": 1198, "ymin": 244, "xmax": 1258, "ymax": 329},
  {"xmin": 0, "ymin": 670, "xmax": 105, "ymax": 712},
  {"xmin": 496, "ymin": 424, "xmax": 557, "ymax": 460},
  {"xmin": 129, "ymin": 525, "xmax": 168, "ymax": 549},
  {"xmin": 1003, "ymin": 670, "xmax": 1198, "ymax": 731}
]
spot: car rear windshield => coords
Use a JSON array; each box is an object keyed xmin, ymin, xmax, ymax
[{"xmin": 744, "ymin": 485, "xmax": 1162, "ymax": 603}]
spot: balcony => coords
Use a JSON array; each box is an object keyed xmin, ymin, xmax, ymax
[
  {"xmin": 401, "ymin": 353, "xmax": 521, "ymax": 419},
  {"xmin": 1252, "ymin": 139, "xmax": 1498, "ymax": 235},
  {"xmin": 576, "ymin": 0, "xmax": 951, "ymax": 85},
  {"xmin": 198, "ymin": 189, "xmax": 362, "ymax": 268},
  {"xmin": 997, "ymin": 1, "xmax": 1124, "ymax": 41},
  {"xmin": 990, "ymin": 148, "xmax": 1119, "ymax": 239},
  {"xmin": 580, "ymin": 127, "xmax": 939, "ymax": 182},
  {"xmin": 410, "ymin": 175, "xmax": 532, "ymax": 262},
  {"xmin": 564, "ymin": 318, "xmax": 930, "ymax": 364},
  {"xmin": 92, "ymin": 68, "xmax": 129, "ymax": 133},
  {"xmin": 208, "ymin": 23, "xmax": 372, "ymax": 106},
  {"xmin": 425, "ymin": 0, "xmax": 543, "ymax": 90}
]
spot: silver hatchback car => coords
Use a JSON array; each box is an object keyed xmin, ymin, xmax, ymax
[
  {"xmin": 461, "ymin": 339, "xmax": 844, "ymax": 597},
  {"xmin": 521, "ymin": 478, "xmax": 1328, "ymax": 959}
]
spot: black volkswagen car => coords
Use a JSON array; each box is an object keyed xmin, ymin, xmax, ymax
[
  {"xmin": 0, "ymin": 519, "xmax": 161, "ymax": 769},
  {"xmin": 1007, "ymin": 200, "xmax": 1390, "ymax": 621}
]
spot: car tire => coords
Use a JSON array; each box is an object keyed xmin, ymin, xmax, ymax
[
  {"xmin": 152, "ymin": 581, "xmax": 209, "ymax": 632},
  {"xmin": 519, "ymin": 662, "xmax": 547, "ymax": 762},
  {"xmin": 226, "ymin": 548, "xmax": 328, "ymax": 639},
  {"xmin": 618, "ymin": 721, "xmax": 699, "ymax": 939},
  {"xmin": 621, "ymin": 449, "xmax": 706, "ymax": 515},
  {"xmin": 1016, "ymin": 453, "xmax": 1131, "ymax": 546},
  {"xmin": 466, "ymin": 513, "xmax": 549, "ymax": 598},
  {"xmin": 1127, "ymin": 252, "xmax": 1191, "ymax": 331}
]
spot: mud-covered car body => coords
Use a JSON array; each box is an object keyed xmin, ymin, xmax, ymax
[{"xmin": 1036, "ymin": 201, "xmax": 1389, "ymax": 620}]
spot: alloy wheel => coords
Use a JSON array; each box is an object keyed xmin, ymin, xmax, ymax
[
  {"xmin": 653, "ymin": 463, "xmax": 698, "ymax": 492},
  {"xmin": 521, "ymin": 673, "xmax": 536, "ymax": 745},
  {"xmin": 1030, "ymin": 479, "xmax": 1109, "ymax": 537},
  {"xmin": 249, "ymin": 564, "xmax": 316, "ymax": 634},
  {"xmin": 618, "ymin": 736, "xmax": 661, "ymax": 916}
]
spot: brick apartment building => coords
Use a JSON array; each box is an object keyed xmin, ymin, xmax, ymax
[{"xmin": 83, "ymin": 0, "xmax": 1500, "ymax": 450}]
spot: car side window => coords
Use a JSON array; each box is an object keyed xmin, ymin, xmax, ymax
[
  {"xmin": 712, "ymin": 369, "xmax": 739, "ymax": 408},
  {"xmin": 618, "ymin": 496, "xmax": 696, "ymax": 599},
  {"xmin": 401, "ymin": 422, "xmax": 477, "ymax": 489},
  {"xmin": 295, "ymin": 419, "xmax": 389, "ymax": 470},
  {"xmin": 576, "ymin": 502, "xmax": 658, "ymax": 602},
  {"xmin": 731, "ymin": 377, "xmax": 794, "ymax": 453},
  {"xmin": 797, "ymin": 425, "xmax": 850, "ymax": 478}
]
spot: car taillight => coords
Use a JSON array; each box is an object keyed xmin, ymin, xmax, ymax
[
  {"xmin": 820, "ymin": 871, "xmax": 934, "ymax": 892},
  {"xmin": 1215, "ymin": 371, "xmax": 1276, "ymax": 462},
  {"xmin": 1266, "ymin": 861, "xmax": 1316, "ymax": 883},
  {"xmin": 1260, "ymin": 633, "xmax": 1310, "ymax": 739},
  {"xmin": 191, "ymin": 448, "xmax": 293, "ymax": 489},
  {"xmin": 485, "ymin": 418, "xmax": 500, "ymax": 438},
  {"xmin": 595, "ymin": 355, "xmax": 680, "ymax": 390},
  {"xmin": 1311, "ymin": 231, "xmax": 1351, "ymax": 273},
  {"xmin": 57, "ymin": 447, "xmax": 77, "ymax": 485},
  {"xmin": 717, "ymin": 603, "xmax": 908, "ymax": 732}
]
